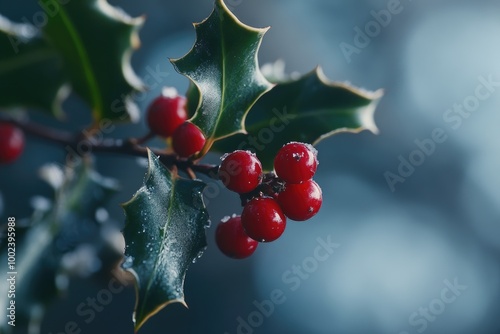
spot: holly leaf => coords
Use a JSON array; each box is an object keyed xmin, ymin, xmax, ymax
[
  {"xmin": 171, "ymin": 0, "xmax": 272, "ymax": 154},
  {"xmin": 185, "ymin": 81, "xmax": 199, "ymax": 118},
  {"xmin": 121, "ymin": 149, "xmax": 209, "ymax": 332},
  {"xmin": 0, "ymin": 17, "xmax": 68, "ymax": 117},
  {"xmin": 214, "ymin": 67, "xmax": 383, "ymax": 170},
  {"xmin": 40, "ymin": 0, "xmax": 144, "ymax": 122},
  {"xmin": 0, "ymin": 162, "xmax": 119, "ymax": 333}
]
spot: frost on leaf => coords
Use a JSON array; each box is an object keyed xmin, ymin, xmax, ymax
[{"xmin": 121, "ymin": 149, "xmax": 209, "ymax": 332}]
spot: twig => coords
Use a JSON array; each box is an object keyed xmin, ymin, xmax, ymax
[{"xmin": 0, "ymin": 116, "xmax": 219, "ymax": 179}]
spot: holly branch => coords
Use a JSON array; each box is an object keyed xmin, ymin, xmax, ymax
[{"xmin": 0, "ymin": 115, "xmax": 219, "ymax": 179}]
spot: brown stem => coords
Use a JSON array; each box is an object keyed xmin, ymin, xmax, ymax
[
  {"xmin": 238, "ymin": 172, "xmax": 285, "ymax": 206},
  {"xmin": 3, "ymin": 117, "xmax": 73, "ymax": 145},
  {"xmin": 0, "ymin": 116, "xmax": 219, "ymax": 179}
]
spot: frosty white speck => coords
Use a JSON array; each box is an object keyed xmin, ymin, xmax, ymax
[
  {"xmin": 192, "ymin": 248, "xmax": 206, "ymax": 263},
  {"xmin": 38, "ymin": 163, "xmax": 64, "ymax": 189},
  {"xmin": 221, "ymin": 215, "xmax": 232, "ymax": 223},
  {"xmin": 136, "ymin": 157, "xmax": 149, "ymax": 168},
  {"xmin": 30, "ymin": 196, "xmax": 52, "ymax": 212},
  {"xmin": 122, "ymin": 255, "xmax": 134, "ymax": 269},
  {"xmin": 61, "ymin": 244, "xmax": 102, "ymax": 277},
  {"xmin": 304, "ymin": 143, "xmax": 318, "ymax": 157},
  {"xmin": 161, "ymin": 87, "xmax": 178, "ymax": 98},
  {"xmin": 95, "ymin": 207, "xmax": 109, "ymax": 223}
]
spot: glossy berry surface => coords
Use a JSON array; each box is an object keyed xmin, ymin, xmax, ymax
[
  {"xmin": 0, "ymin": 123, "xmax": 25, "ymax": 164},
  {"xmin": 216, "ymin": 215, "xmax": 258, "ymax": 259},
  {"xmin": 274, "ymin": 142, "xmax": 317, "ymax": 184},
  {"xmin": 277, "ymin": 179, "xmax": 322, "ymax": 221},
  {"xmin": 241, "ymin": 197, "xmax": 286, "ymax": 242},
  {"xmin": 172, "ymin": 122, "xmax": 206, "ymax": 158},
  {"xmin": 219, "ymin": 150, "xmax": 262, "ymax": 193},
  {"xmin": 146, "ymin": 90, "xmax": 187, "ymax": 137}
]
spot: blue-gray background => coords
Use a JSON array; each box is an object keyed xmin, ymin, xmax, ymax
[{"xmin": 1, "ymin": 0, "xmax": 499, "ymax": 333}]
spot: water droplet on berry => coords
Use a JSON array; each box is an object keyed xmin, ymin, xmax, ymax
[
  {"xmin": 292, "ymin": 152, "xmax": 302, "ymax": 161},
  {"xmin": 221, "ymin": 215, "xmax": 231, "ymax": 223},
  {"xmin": 304, "ymin": 143, "xmax": 318, "ymax": 156}
]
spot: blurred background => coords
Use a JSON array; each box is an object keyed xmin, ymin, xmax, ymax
[{"xmin": 1, "ymin": 0, "xmax": 500, "ymax": 333}]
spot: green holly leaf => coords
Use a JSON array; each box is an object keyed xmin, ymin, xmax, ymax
[
  {"xmin": 214, "ymin": 68, "xmax": 383, "ymax": 170},
  {"xmin": 40, "ymin": 0, "xmax": 144, "ymax": 122},
  {"xmin": 0, "ymin": 161, "xmax": 119, "ymax": 333},
  {"xmin": 121, "ymin": 149, "xmax": 209, "ymax": 332},
  {"xmin": 171, "ymin": 0, "xmax": 272, "ymax": 154},
  {"xmin": 0, "ymin": 17, "xmax": 68, "ymax": 117},
  {"xmin": 185, "ymin": 81, "xmax": 199, "ymax": 118}
]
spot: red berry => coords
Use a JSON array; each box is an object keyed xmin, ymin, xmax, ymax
[
  {"xmin": 277, "ymin": 179, "xmax": 322, "ymax": 221},
  {"xmin": 219, "ymin": 150, "xmax": 262, "ymax": 193},
  {"xmin": 241, "ymin": 197, "xmax": 286, "ymax": 242},
  {"xmin": 146, "ymin": 89, "xmax": 187, "ymax": 137},
  {"xmin": 274, "ymin": 142, "xmax": 318, "ymax": 184},
  {"xmin": 172, "ymin": 122, "xmax": 206, "ymax": 158},
  {"xmin": 216, "ymin": 215, "xmax": 258, "ymax": 259},
  {"xmin": 0, "ymin": 123, "xmax": 24, "ymax": 164}
]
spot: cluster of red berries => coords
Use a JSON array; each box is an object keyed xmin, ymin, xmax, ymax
[
  {"xmin": 216, "ymin": 143, "xmax": 322, "ymax": 259},
  {"xmin": 146, "ymin": 90, "xmax": 323, "ymax": 258},
  {"xmin": 0, "ymin": 122, "xmax": 25, "ymax": 164},
  {"xmin": 146, "ymin": 88, "xmax": 206, "ymax": 158}
]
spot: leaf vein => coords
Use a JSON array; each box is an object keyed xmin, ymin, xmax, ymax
[{"xmin": 58, "ymin": 6, "xmax": 103, "ymax": 118}]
